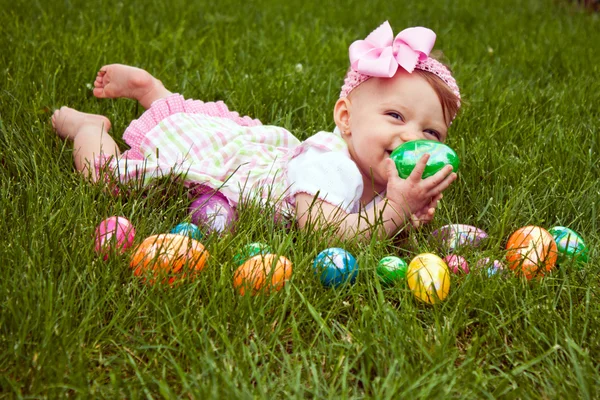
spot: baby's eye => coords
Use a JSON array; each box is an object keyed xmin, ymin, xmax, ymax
[
  {"xmin": 387, "ymin": 112, "xmax": 404, "ymax": 121},
  {"xmin": 424, "ymin": 129, "xmax": 441, "ymax": 141}
]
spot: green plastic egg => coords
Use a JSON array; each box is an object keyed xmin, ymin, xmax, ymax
[
  {"xmin": 390, "ymin": 140, "xmax": 460, "ymax": 179},
  {"xmin": 548, "ymin": 226, "xmax": 589, "ymax": 266},
  {"xmin": 376, "ymin": 256, "xmax": 408, "ymax": 285},
  {"xmin": 233, "ymin": 242, "xmax": 272, "ymax": 266}
]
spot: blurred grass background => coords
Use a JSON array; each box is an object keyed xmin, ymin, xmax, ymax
[{"xmin": 1, "ymin": 0, "xmax": 600, "ymax": 397}]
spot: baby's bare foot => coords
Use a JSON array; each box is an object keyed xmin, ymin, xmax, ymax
[
  {"xmin": 52, "ymin": 106, "xmax": 111, "ymax": 140},
  {"xmin": 93, "ymin": 64, "xmax": 169, "ymax": 108}
]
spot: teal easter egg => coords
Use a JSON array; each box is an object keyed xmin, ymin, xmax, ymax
[
  {"xmin": 233, "ymin": 242, "xmax": 272, "ymax": 266},
  {"xmin": 390, "ymin": 140, "xmax": 460, "ymax": 179},
  {"xmin": 377, "ymin": 256, "xmax": 408, "ymax": 284},
  {"xmin": 548, "ymin": 226, "xmax": 589, "ymax": 266},
  {"xmin": 313, "ymin": 248, "xmax": 358, "ymax": 288},
  {"xmin": 171, "ymin": 222, "xmax": 203, "ymax": 241}
]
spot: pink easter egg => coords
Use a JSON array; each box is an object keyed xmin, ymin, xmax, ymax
[
  {"xmin": 94, "ymin": 216, "xmax": 136, "ymax": 259},
  {"xmin": 443, "ymin": 254, "xmax": 470, "ymax": 274},
  {"xmin": 189, "ymin": 191, "xmax": 236, "ymax": 234}
]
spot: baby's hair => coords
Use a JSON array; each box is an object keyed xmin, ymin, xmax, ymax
[{"xmin": 413, "ymin": 50, "xmax": 460, "ymax": 125}]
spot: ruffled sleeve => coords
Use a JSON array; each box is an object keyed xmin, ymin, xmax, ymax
[{"xmin": 287, "ymin": 146, "xmax": 363, "ymax": 214}]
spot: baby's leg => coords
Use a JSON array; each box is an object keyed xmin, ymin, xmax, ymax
[
  {"xmin": 93, "ymin": 64, "xmax": 172, "ymax": 109},
  {"xmin": 52, "ymin": 106, "xmax": 118, "ymax": 181}
]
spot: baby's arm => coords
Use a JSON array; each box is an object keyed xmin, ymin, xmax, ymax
[
  {"xmin": 295, "ymin": 193, "xmax": 406, "ymax": 241},
  {"xmin": 295, "ymin": 155, "xmax": 456, "ymax": 241}
]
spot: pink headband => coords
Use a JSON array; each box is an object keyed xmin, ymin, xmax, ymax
[{"xmin": 340, "ymin": 22, "xmax": 461, "ymax": 107}]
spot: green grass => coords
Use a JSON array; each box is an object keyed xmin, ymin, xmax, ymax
[{"xmin": 2, "ymin": 0, "xmax": 600, "ymax": 397}]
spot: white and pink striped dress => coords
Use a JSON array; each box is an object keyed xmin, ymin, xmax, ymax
[{"xmin": 97, "ymin": 94, "xmax": 366, "ymax": 214}]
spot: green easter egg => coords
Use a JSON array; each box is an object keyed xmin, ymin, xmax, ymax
[
  {"xmin": 548, "ymin": 226, "xmax": 589, "ymax": 266},
  {"xmin": 377, "ymin": 256, "xmax": 408, "ymax": 284},
  {"xmin": 233, "ymin": 242, "xmax": 271, "ymax": 266},
  {"xmin": 390, "ymin": 140, "xmax": 460, "ymax": 179}
]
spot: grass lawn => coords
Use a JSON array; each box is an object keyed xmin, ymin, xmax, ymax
[{"xmin": 2, "ymin": 0, "xmax": 600, "ymax": 397}]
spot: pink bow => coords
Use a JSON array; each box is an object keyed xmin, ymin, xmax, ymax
[{"xmin": 349, "ymin": 21, "xmax": 436, "ymax": 77}]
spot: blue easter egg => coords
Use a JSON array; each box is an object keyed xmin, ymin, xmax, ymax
[
  {"xmin": 170, "ymin": 222, "xmax": 203, "ymax": 241},
  {"xmin": 477, "ymin": 258, "xmax": 504, "ymax": 277},
  {"xmin": 313, "ymin": 248, "xmax": 358, "ymax": 288}
]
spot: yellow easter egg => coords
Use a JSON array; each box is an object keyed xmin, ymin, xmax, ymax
[{"xmin": 407, "ymin": 253, "xmax": 451, "ymax": 304}]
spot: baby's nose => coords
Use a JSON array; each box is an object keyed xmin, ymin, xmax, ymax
[{"xmin": 399, "ymin": 127, "xmax": 422, "ymax": 143}]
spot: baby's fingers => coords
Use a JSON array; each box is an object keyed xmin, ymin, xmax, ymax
[
  {"xmin": 411, "ymin": 207, "xmax": 436, "ymax": 228},
  {"xmin": 384, "ymin": 158, "xmax": 399, "ymax": 181},
  {"xmin": 407, "ymin": 154, "xmax": 431, "ymax": 182},
  {"xmin": 426, "ymin": 193, "xmax": 443, "ymax": 208},
  {"xmin": 436, "ymin": 172, "xmax": 457, "ymax": 193},
  {"xmin": 410, "ymin": 214, "xmax": 422, "ymax": 229},
  {"xmin": 423, "ymin": 164, "xmax": 453, "ymax": 186}
]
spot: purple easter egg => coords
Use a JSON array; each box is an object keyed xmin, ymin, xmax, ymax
[
  {"xmin": 443, "ymin": 254, "xmax": 470, "ymax": 274},
  {"xmin": 94, "ymin": 216, "xmax": 135, "ymax": 259},
  {"xmin": 189, "ymin": 192, "xmax": 236, "ymax": 234},
  {"xmin": 477, "ymin": 258, "xmax": 505, "ymax": 276},
  {"xmin": 432, "ymin": 224, "xmax": 488, "ymax": 251}
]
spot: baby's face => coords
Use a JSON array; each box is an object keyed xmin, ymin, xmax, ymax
[{"xmin": 341, "ymin": 69, "xmax": 449, "ymax": 193}]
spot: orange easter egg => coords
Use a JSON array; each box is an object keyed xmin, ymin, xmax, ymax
[
  {"xmin": 233, "ymin": 254, "xmax": 292, "ymax": 295},
  {"xmin": 505, "ymin": 226, "xmax": 557, "ymax": 279},
  {"xmin": 130, "ymin": 234, "xmax": 209, "ymax": 283}
]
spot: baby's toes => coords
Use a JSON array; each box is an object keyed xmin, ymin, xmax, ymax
[{"xmin": 51, "ymin": 107, "xmax": 65, "ymax": 126}]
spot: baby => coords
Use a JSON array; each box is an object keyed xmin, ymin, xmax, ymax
[{"xmin": 52, "ymin": 21, "xmax": 460, "ymax": 240}]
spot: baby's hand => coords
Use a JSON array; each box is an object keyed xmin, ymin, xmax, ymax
[
  {"xmin": 410, "ymin": 193, "xmax": 443, "ymax": 229},
  {"xmin": 384, "ymin": 155, "xmax": 456, "ymax": 225}
]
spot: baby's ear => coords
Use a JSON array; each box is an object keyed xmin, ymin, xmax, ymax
[{"xmin": 333, "ymin": 97, "xmax": 351, "ymax": 134}]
